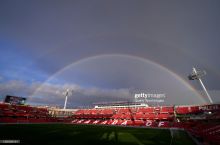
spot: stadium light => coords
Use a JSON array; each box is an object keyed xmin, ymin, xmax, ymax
[
  {"xmin": 63, "ymin": 89, "xmax": 73, "ymax": 109},
  {"xmin": 188, "ymin": 67, "xmax": 213, "ymax": 104}
]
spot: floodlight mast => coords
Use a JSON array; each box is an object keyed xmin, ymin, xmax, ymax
[
  {"xmin": 189, "ymin": 67, "xmax": 213, "ymax": 104},
  {"xmin": 63, "ymin": 89, "xmax": 72, "ymax": 109}
]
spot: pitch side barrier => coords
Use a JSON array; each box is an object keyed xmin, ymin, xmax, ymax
[
  {"xmin": 70, "ymin": 119, "xmax": 182, "ymax": 128},
  {"xmin": 67, "ymin": 123, "xmax": 185, "ymax": 131}
]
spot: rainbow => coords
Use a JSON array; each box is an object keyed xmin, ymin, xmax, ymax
[{"xmin": 31, "ymin": 54, "xmax": 206, "ymax": 103}]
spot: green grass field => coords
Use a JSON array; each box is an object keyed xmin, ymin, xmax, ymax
[{"xmin": 0, "ymin": 124, "xmax": 196, "ymax": 145}]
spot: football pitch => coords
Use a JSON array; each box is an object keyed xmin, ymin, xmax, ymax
[{"xmin": 0, "ymin": 124, "xmax": 196, "ymax": 145}]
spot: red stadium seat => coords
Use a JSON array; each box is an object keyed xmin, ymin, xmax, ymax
[
  {"xmin": 189, "ymin": 106, "xmax": 201, "ymax": 113},
  {"xmin": 15, "ymin": 111, "xmax": 30, "ymax": 117},
  {"xmin": 154, "ymin": 107, "xmax": 161, "ymax": 112},
  {"xmin": 120, "ymin": 114, "xmax": 133, "ymax": 119},
  {"xmin": 134, "ymin": 113, "xmax": 145, "ymax": 120},
  {"xmin": 92, "ymin": 120, "xmax": 100, "ymax": 124},
  {"xmin": 121, "ymin": 120, "xmax": 134, "ymax": 126},
  {"xmin": 112, "ymin": 114, "xmax": 122, "ymax": 119},
  {"xmin": 175, "ymin": 106, "xmax": 190, "ymax": 114},
  {"xmin": 160, "ymin": 106, "xmax": 174, "ymax": 113},
  {"xmin": 158, "ymin": 113, "xmax": 173, "ymax": 120},
  {"xmin": 3, "ymin": 110, "xmax": 15, "ymax": 116},
  {"xmin": 133, "ymin": 120, "xmax": 145, "ymax": 126},
  {"xmin": 71, "ymin": 119, "xmax": 79, "ymax": 123},
  {"xmin": 99, "ymin": 120, "xmax": 109, "ymax": 125},
  {"xmin": 158, "ymin": 121, "xmax": 170, "ymax": 127},
  {"xmin": 145, "ymin": 113, "xmax": 157, "ymax": 120},
  {"xmin": 137, "ymin": 107, "xmax": 154, "ymax": 113},
  {"xmin": 100, "ymin": 109, "xmax": 114, "ymax": 115},
  {"xmin": 84, "ymin": 120, "xmax": 92, "ymax": 124},
  {"xmin": 90, "ymin": 109, "xmax": 100, "ymax": 115},
  {"xmin": 15, "ymin": 105, "xmax": 32, "ymax": 112},
  {"xmin": 110, "ymin": 119, "xmax": 123, "ymax": 125},
  {"xmin": 76, "ymin": 119, "xmax": 85, "ymax": 124},
  {"xmin": 145, "ymin": 120, "xmax": 157, "ymax": 127},
  {"xmin": 0, "ymin": 104, "xmax": 10, "ymax": 111},
  {"xmin": 17, "ymin": 118, "xmax": 29, "ymax": 123},
  {"xmin": 0, "ymin": 117, "xmax": 17, "ymax": 123},
  {"xmin": 75, "ymin": 110, "xmax": 85, "ymax": 115},
  {"xmin": 117, "ymin": 108, "xmax": 131, "ymax": 114}
]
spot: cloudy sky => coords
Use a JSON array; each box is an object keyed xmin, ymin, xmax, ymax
[{"xmin": 0, "ymin": 0, "xmax": 220, "ymax": 107}]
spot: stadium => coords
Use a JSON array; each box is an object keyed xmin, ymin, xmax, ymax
[
  {"xmin": 0, "ymin": 82, "xmax": 220, "ymax": 145},
  {"xmin": 1, "ymin": 0, "xmax": 220, "ymax": 145}
]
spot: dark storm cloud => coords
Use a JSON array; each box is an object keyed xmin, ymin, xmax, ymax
[
  {"xmin": 0, "ymin": 79, "xmax": 131, "ymax": 107},
  {"xmin": 0, "ymin": 0, "xmax": 220, "ymax": 105},
  {"xmin": 1, "ymin": 79, "xmax": 219, "ymax": 106},
  {"xmin": 1, "ymin": 0, "xmax": 220, "ymax": 86}
]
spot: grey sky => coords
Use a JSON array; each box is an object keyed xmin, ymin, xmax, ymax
[{"xmin": 0, "ymin": 0, "xmax": 220, "ymax": 106}]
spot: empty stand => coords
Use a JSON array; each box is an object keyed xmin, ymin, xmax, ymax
[{"xmin": 0, "ymin": 102, "xmax": 220, "ymax": 145}]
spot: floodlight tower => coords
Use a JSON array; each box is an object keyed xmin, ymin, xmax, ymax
[
  {"xmin": 63, "ymin": 89, "xmax": 73, "ymax": 109},
  {"xmin": 188, "ymin": 67, "xmax": 213, "ymax": 104}
]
